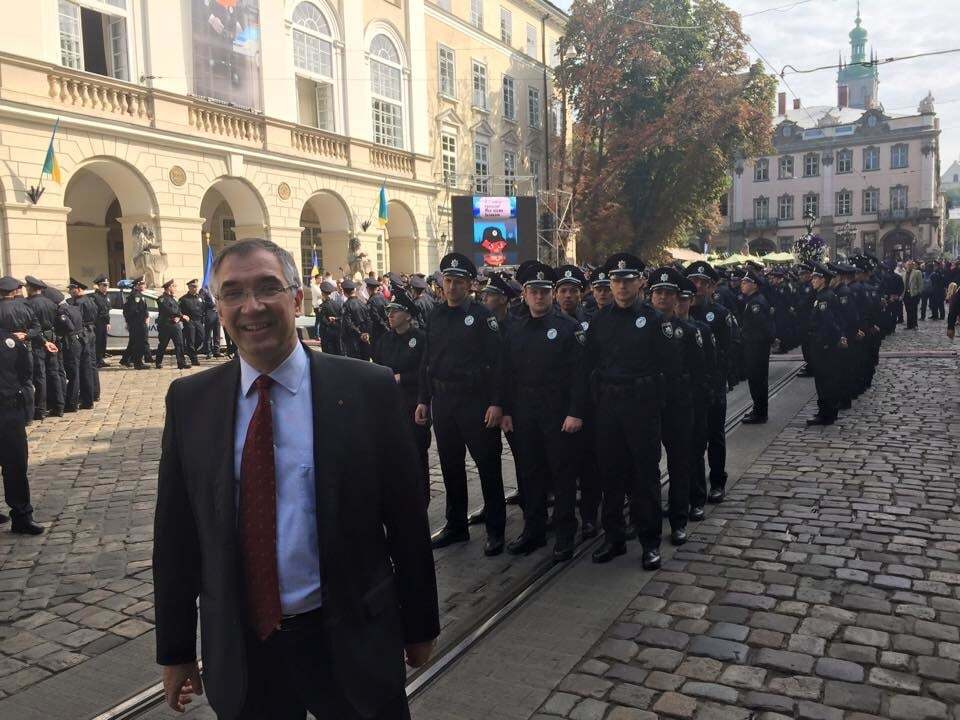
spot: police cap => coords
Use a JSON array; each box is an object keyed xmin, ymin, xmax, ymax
[
  {"xmin": 811, "ymin": 262, "xmax": 834, "ymax": 280},
  {"xmin": 409, "ymin": 275, "xmax": 428, "ymax": 290},
  {"xmin": 685, "ymin": 261, "xmax": 718, "ymax": 282},
  {"xmin": 94, "ymin": 274, "xmax": 109, "ymax": 285},
  {"xmin": 591, "ymin": 270, "xmax": 611, "ymax": 287},
  {"xmin": 319, "ymin": 280, "xmax": 337, "ymax": 293},
  {"xmin": 24, "ymin": 275, "xmax": 47, "ymax": 289},
  {"xmin": 677, "ymin": 276, "xmax": 696, "ymax": 298},
  {"xmin": 648, "ymin": 266, "xmax": 684, "ymax": 292},
  {"xmin": 482, "ymin": 272, "xmax": 517, "ymax": 299},
  {"xmin": 439, "ymin": 252, "xmax": 477, "ymax": 280},
  {"xmin": 186, "ymin": 278, "xmax": 199, "ymax": 286},
  {"xmin": 341, "ymin": 279, "xmax": 357, "ymax": 291},
  {"xmin": 364, "ymin": 277, "xmax": 380, "ymax": 288},
  {"xmin": 516, "ymin": 261, "xmax": 556, "ymax": 288},
  {"xmin": 740, "ymin": 270, "xmax": 762, "ymax": 285},
  {"xmin": 0, "ymin": 276, "xmax": 22, "ymax": 293},
  {"xmin": 42, "ymin": 286, "xmax": 65, "ymax": 304},
  {"xmin": 602, "ymin": 252, "xmax": 645, "ymax": 279},
  {"xmin": 68, "ymin": 277, "xmax": 87, "ymax": 291},
  {"xmin": 162, "ymin": 278, "xmax": 176, "ymax": 289},
  {"xmin": 555, "ymin": 264, "xmax": 586, "ymax": 288}
]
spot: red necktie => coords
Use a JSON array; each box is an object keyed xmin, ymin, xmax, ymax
[{"xmin": 240, "ymin": 375, "xmax": 282, "ymax": 640}]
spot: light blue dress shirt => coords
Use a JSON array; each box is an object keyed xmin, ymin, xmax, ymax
[{"xmin": 235, "ymin": 344, "xmax": 323, "ymax": 616}]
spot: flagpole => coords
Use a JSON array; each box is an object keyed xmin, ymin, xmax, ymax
[
  {"xmin": 34, "ymin": 117, "xmax": 60, "ymax": 190},
  {"xmin": 28, "ymin": 118, "xmax": 60, "ymax": 204}
]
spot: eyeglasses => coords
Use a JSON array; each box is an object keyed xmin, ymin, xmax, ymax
[{"xmin": 216, "ymin": 284, "xmax": 297, "ymax": 307}]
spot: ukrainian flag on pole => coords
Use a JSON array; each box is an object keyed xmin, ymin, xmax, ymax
[
  {"xmin": 378, "ymin": 184, "xmax": 389, "ymax": 228},
  {"xmin": 310, "ymin": 249, "xmax": 320, "ymax": 277},
  {"xmin": 41, "ymin": 119, "xmax": 62, "ymax": 184}
]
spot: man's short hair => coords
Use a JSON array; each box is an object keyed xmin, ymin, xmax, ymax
[{"xmin": 210, "ymin": 238, "xmax": 301, "ymax": 293}]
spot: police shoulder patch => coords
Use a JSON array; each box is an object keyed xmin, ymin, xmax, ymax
[
  {"xmin": 695, "ymin": 329, "xmax": 703, "ymax": 347},
  {"xmin": 706, "ymin": 311, "xmax": 715, "ymax": 322},
  {"xmin": 487, "ymin": 316, "xmax": 498, "ymax": 331},
  {"xmin": 4, "ymin": 338, "xmax": 14, "ymax": 349},
  {"xmin": 661, "ymin": 322, "xmax": 674, "ymax": 338},
  {"xmin": 575, "ymin": 330, "xmax": 586, "ymax": 345},
  {"xmin": 408, "ymin": 337, "xmax": 417, "ymax": 348}
]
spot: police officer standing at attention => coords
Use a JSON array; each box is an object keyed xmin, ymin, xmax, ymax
[
  {"xmin": 57, "ymin": 287, "xmax": 85, "ymax": 412},
  {"xmin": 91, "ymin": 275, "xmax": 111, "ymax": 367},
  {"xmin": 178, "ymin": 280, "xmax": 204, "ymax": 366},
  {"xmin": 373, "ymin": 290, "xmax": 431, "ymax": 502},
  {"xmin": 67, "ymin": 279, "xmax": 98, "ymax": 407},
  {"xmin": 555, "ymin": 265, "xmax": 589, "ymax": 325},
  {"xmin": 316, "ymin": 280, "xmax": 343, "ymax": 355},
  {"xmin": 500, "ymin": 262, "xmax": 586, "ymax": 563},
  {"xmin": 156, "ymin": 279, "xmax": 190, "ymax": 370},
  {"xmin": 199, "ymin": 285, "xmax": 221, "ymax": 359},
  {"xmin": 416, "ymin": 253, "xmax": 506, "ymax": 556},
  {"xmin": 584, "ymin": 269, "xmax": 613, "ymax": 320},
  {"xmin": 739, "ymin": 270, "xmax": 775, "ymax": 424},
  {"xmin": 0, "ymin": 325, "xmax": 43, "ymax": 534},
  {"xmin": 340, "ymin": 279, "xmax": 370, "ymax": 360},
  {"xmin": 806, "ymin": 263, "xmax": 844, "ymax": 426},
  {"xmin": 122, "ymin": 277, "xmax": 150, "ymax": 370},
  {"xmin": 686, "ymin": 262, "xmax": 732, "ymax": 504},
  {"xmin": 366, "ymin": 277, "xmax": 390, "ymax": 348},
  {"xmin": 24, "ymin": 277, "xmax": 63, "ymax": 419},
  {"xmin": 410, "ymin": 275, "xmax": 434, "ymax": 326},
  {"xmin": 579, "ymin": 253, "xmax": 671, "ymax": 570},
  {"xmin": 0, "ymin": 277, "xmax": 40, "ymax": 420}
]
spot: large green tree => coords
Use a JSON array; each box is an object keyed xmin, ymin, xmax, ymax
[{"xmin": 556, "ymin": 0, "xmax": 776, "ymax": 260}]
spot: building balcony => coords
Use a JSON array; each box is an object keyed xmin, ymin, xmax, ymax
[
  {"xmin": 877, "ymin": 207, "xmax": 920, "ymax": 225},
  {"xmin": 0, "ymin": 52, "xmax": 429, "ymax": 182},
  {"xmin": 737, "ymin": 218, "xmax": 780, "ymax": 232}
]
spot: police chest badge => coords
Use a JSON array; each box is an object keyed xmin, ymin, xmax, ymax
[
  {"xmin": 818, "ymin": 301, "xmax": 827, "ymax": 310},
  {"xmin": 841, "ymin": 297, "xmax": 848, "ymax": 305},
  {"xmin": 575, "ymin": 330, "xmax": 586, "ymax": 345},
  {"xmin": 464, "ymin": 315, "xmax": 475, "ymax": 326},
  {"xmin": 675, "ymin": 326, "xmax": 684, "ymax": 340},
  {"xmin": 635, "ymin": 316, "xmax": 647, "ymax": 329},
  {"xmin": 546, "ymin": 328, "xmax": 558, "ymax": 340},
  {"xmin": 706, "ymin": 311, "xmax": 715, "ymax": 322},
  {"xmin": 408, "ymin": 337, "xmax": 417, "ymax": 348},
  {"xmin": 695, "ymin": 329, "xmax": 704, "ymax": 348},
  {"xmin": 726, "ymin": 314, "xmax": 733, "ymax": 327},
  {"xmin": 4, "ymin": 338, "xmax": 14, "ymax": 349},
  {"xmin": 751, "ymin": 304, "xmax": 760, "ymax": 313},
  {"xmin": 661, "ymin": 322, "xmax": 673, "ymax": 339},
  {"xmin": 581, "ymin": 321, "xmax": 589, "ymax": 331},
  {"xmin": 487, "ymin": 316, "xmax": 498, "ymax": 331}
]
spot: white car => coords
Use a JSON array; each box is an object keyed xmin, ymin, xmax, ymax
[{"xmin": 92, "ymin": 288, "xmax": 314, "ymax": 352}]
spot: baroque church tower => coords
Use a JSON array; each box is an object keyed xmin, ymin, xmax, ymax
[{"xmin": 837, "ymin": 3, "xmax": 879, "ymax": 109}]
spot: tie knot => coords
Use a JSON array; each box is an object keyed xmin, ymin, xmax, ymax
[{"xmin": 254, "ymin": 375, "xmax": 274, "ymax": 395}]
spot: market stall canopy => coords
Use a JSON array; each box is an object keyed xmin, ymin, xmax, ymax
[
  {"xmin": 761, "ymin": 252, "xmax": 795, "ymax": 263},
  {"xmin": 664, "ymin": 247, "xmax": 707, "ymax": 263}
]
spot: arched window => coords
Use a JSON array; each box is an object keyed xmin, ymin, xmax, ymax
[
  {"xmin": 292, "ymin": 2, "xmax": 337, "ymax": 131},
  {"xmin": 370, "ymin": 34, "xmax": 405, "ymax": 148}
]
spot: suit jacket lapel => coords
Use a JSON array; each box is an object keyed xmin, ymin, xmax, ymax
[
  {"xmin": 214, "ymin": 358, "xmax": 240, "ymax": 528},
  {"xmin": 308, "ymin": 347, "xmax": 340, "ymax": 572}
]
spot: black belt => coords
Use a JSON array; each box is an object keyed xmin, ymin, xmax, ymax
[{"xmin": 277, "ymin": 606, "xmax": 324, "ymax": 632}]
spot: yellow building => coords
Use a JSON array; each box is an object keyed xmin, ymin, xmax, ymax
[{"xmin": 0, "ymin": 0, "xmax": 566, "ymax": 289}]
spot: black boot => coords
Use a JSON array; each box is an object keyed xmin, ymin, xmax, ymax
[
  {"xmin": 431, "ymin": 526, "xmax": 469, "ymax": 549},
  {"xmin": 483, "ymin": 534, "xmax": 504, "ymax": 557},
  {"xmin": 642, "ymin": 547, "xmax": 662, "ymax": 571},
  {"xmin": 581, "ymin": 522, "xmax": 598, "ymax": 540},
  {"xmin": 689, "ymin": 506, "xmax": 705, "ymax": 521},
  {"xmin": 592, "ymin": 540, "xmax": 626, "ymax": 564},
  {"xmin": 507, "ymin": 533, "xmax": 546, "ymax": 556},
  {"xmin": 707, "ymin": 487, "xmax": 725, "ymax": 504},
  {"xmin": 467, "ymin": 507, "xmax": 486, "ymax": 526},
  {"xmin": 11, "ymin": 517, "xmax": 43, "ymax": 535},
  {"xmin": 670, "ymin": 527, "xmax": 688, "ymax": 546},
  {"xmin": 741, "ymin": 412, "xmax": 767, "ymax": 424}
]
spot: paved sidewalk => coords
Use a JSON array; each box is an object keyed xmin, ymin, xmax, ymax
[{"xmin": 510, "ymin": 324, "xmax": 960, "ymax": 720}]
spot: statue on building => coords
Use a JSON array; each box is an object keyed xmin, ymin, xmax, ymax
[
  {"xmin": 919, "ymin": 91, "xmax": 936, "ymax": 115},
  {"xmin": 347, "ymin": 234, "xmax": 374, "ymax": 277},
  {"xmin": 131, "ymin": 223, "xmax": 168, "ymax": 289}
]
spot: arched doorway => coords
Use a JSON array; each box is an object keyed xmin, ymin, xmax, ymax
[
  {"xmin": 385, "ymin": 200, "xmax": 418, "ymax": 274},
  {"xmin": 299, "ymin": 191, "xmax": 352, "ymax": 284},
  {"xmin": 881, "ymin": 229, "xmax": 914, "ymax": 262},
  {"xmin": 748, "ymin": 237, "xmax": 776, "ymax": 256},
  {"xmin": 199, "ymin": 177, "xmax": 269, "ymax": 263},
  {"xmin": 64, "ymin": 158, "xmax": 156, "ymax": 284}
]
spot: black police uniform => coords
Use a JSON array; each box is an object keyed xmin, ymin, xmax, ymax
[
  {"xmin": 91, "ymin": 288, "xmax": 111, "ymax": 365},
  {"xmin": 502, "ymin": 303, "xmax": 585, "ymax": 558},
  {"xmin": 123, "ymin": 288, "xmax": 150, "ymax": 369},
  {"xmin": 565, "ymin": 303, "xmax": 600, "ymax": 534},
  {"xmin": 740, "ymin": 288, "xmax": 775, "ymax": 421},
  {"xmin": 580, "ymin": 290, "xmax": 672, "ymax": 559},
  {"xmin": 340, "ymin": 294, "xmax": 370, "ymax": 361},
  {"xmin": 0, "ymin": 293, "xmax": 40, "ymax": 420},
  {"xmin": 25, "ymin": 290, "xmax": 65, "ymax": 417},
  {"xmin": 419, "ymin": 257, "xmax": 505, "ymax": 550},
  {"xmin": 317, "ymin": 294, "xmax": 343, "ymax": 355},
  {"xmin": 0, "ymin": 328, "xmax": 39, "ymax": 531},
  {"xmin": 685, "ymin": 313, "xmax": 718, "ymax": 513},
  {"xmin": 807, "ymin": 278, "xmax": 844, "ymax": 425},
  {"xmin": 200, "ymin": 288, "xmax": 222, "ymax": 358},
  {"xmin": 178, "ymin": 290, "xmax": 204, "ymax": 363},
  {"xmin": 66, "ymin": 293, "xmax": 98, "ymax": 406},
  {"xmin": 367, "ymin": 290, "xmax": 390, "ymax": 347},
  {"xmin": 660, "ymin": 314, "xmax": 694, "ymax": 534},
  {"xmin": 58, "ymin": 301, "xmax": 84, "ymax": 411},
  {"xmin": 372, "ymin": 324, "xmax": 431, "ymax": 502},
  {"xmin": 833, "ymin": 278, "xmax": 860, "ymax": 408},
  {"xmin": 156, "ymin": 293, "xmax": 188, "ymax": 369}
]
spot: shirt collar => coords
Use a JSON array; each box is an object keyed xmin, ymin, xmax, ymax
[{"xmin": 239, "ymin": 343, "xmax": 308, "ymax": 398}]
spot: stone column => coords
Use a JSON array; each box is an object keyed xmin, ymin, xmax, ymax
[
  {"xmin": 269, "ymin": 224, "xmax": 306, "ymax": 277},
  {"xmin": 233, "ymin": 224, "xmax": 270, "ymax": 241},
  {"xmin": 155, "ymin": 216, "xmax": 206, "ymax": 289},
  {"xmin": 2, "ymin": 202, "xmax": 71, "ymax": 288}
]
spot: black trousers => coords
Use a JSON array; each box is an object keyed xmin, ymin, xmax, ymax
[
  {"xmin": 62, "ymin": 336, "xmax": 82, "ymax": 410},
  {"xmin": 235, "ymin": 625, "xmax": 410, "ymax": 720},
  {"xmin": 662, "ymin": 399, "xmax": 692, "ymax": 530},
  {"xmin": 689, "ymin": 398, "xmax": 710, "ymax": 510},
  {"xmin": 86, "ymin": 329, "xmax": 100, "ymax": 402},
  {"xmin": 411, "ymin": 419, "xmax": 432, "ymax": 505},
  {"xmin": 182, "ymin": 319, "xmax": 202, "ymax": 361},
  {"xmin": 32, "ymin": 344, "xmax": 63, "ymax": 415},
  {"xmin": 595, "ymin": 389, "xmax": 662, "ymax": 549},
  {"xmin": 0, "ymin": 407, "xmax": 32, "ymax": 521},
  {"xmin": 511, "ymin": 401, "xmax": 581, "ymax": 547},
  {"xmin": 125, "ymin": 322, "xmax": 148, "ymax": 367},
  {"xmin": 811, "ymin": 345, "xmax": 840, "ymax": 421},
  {"xmin": 905, "ymin": 295, "xmax": 919, "ymax": 328},
  {"xmin": 204, "ymin": 316, "xmax": 222, "ymax": 356},
  {"xmin": 743, "ymin": 343, "xmax": 770, "ymax": 418},
  {"xmin": 431, "ymin": 391, "xmax": 505, "ymax": 537},
  {"xmin": 931, "ymin": 294, "xmax": 946, "ymax": 320},
  {"xmin": 319, "ymin": 331, "xmax": 342, "ymax": 355},
  {"xmin": 577, "ymin": 416, "xmax": 601, "ymax": 528},
  {"xmin": 156, "ymin": 323, "xmax": 187, "ymax": 367},
  {"xmin": 95, "ymin": 319, "xmax": 108, "ymax": 362},
  {"xmin": 77, "ymin": 329, "xmax": 96, "ymax": 406}
]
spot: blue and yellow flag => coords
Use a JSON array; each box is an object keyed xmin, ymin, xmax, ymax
[
  {"xmin": 311, "ymin": 250, "xmax": 320, "ymax": 277},
  {"xmin": 41, "ymin": 119, "xmax": 61, "ymax": 184},
  {"xmin": 378, "ymin": 185, "xmax": 389, "ymax": 228}
]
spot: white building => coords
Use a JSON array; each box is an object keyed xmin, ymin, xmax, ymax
[
  {"xmin": 718, "ymin": 9, "xmax": 944, "ymax": 261},
  {"xmin": 0, "ymin": 0, "xmax": 567, "ymax": 288}
]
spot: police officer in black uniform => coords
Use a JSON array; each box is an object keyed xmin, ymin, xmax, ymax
[
  {"xmin": 91, "ymin": 275, "xmax": 112, "ymax": 367},
  {"xmin": 55, "ymin": 287, "xmax": 85, "ymax": 412},
  {"xmin": 372, "ymin": 290, "xmax": 431, "ymax": 502},
  {"xmin": 416, "ymin": 252, "xmax": 506, "ymax": 556},
  {"xmin": 579, "ymin": 253, "xmax": 672, "ymax": 570},
  {"xmin": 739, "ymin": 271, "xmax": 775, "ymax": 424},
  {"xmin": 178, "ymin": 279, "xmax": 204, "ymax": 365},
  {"xmin": 500, "ymin": 262, "xmax": 586, "ymax": 563},
  {"xmin": 0, "ymin": 277, "xmax": 40, "ymax": 421},
  {"xmin": 155, "ymin": 279, "xmax": 189, "ymax": 370},
  {"xmin": 340, "ymin": 279, "xmax": 370, "ymax": 360},
  {"xmin": 410, "ymin": 275, "xmax": 435, "ymax": 326},
  {"xmin": 365, "ymin": 277, "xmax": 390, "ymax": 348},
  {"xmin": 66, "ymin": 279, "xmax": 98, "ymax": 407},
  {"xmin": 794, "ymin": 262, "xmax": 817, "ymax": 377},
  {"xmin": 0, "ymin": 325, "xmax": 43, "ymax": 534},
  {"xmin": 122, "ymin": 277, "xmax": 150, "ymax": 370},
  {"xmin": 24, "ymin": 277, "xmax": 64, "ymax": 419},
  {"xmin": 316, "ymin": 280, "xmax": 343, "ymax": 355},
  {"xmin": 200, "ymin": 286, "xmax": 221, "ymax": 358},
  {"xmin": 830, "ymin": 263, "xmax": 860, "ymax": 410},
  {"xmin": 806, "ymin": 263, "xmax": 845, "ymax": 426},
  {"xmin": 687, "ymin": 261, "xmax": 732, "ymax": 504}
]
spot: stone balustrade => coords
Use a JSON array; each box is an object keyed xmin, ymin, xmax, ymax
[{"xmin": 46, "ymin": 70, "xmax": 152, "ymax": 121}]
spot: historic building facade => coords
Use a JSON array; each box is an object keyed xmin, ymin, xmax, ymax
[
  {"xmin": 0, "ymin": 0, "xmax": 565, "ymax": 288},
  {"xmin": 718, "ymin": 9, "xmax": 944, "ymax": 261}
]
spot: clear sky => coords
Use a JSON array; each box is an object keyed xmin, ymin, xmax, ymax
[{"xmin": 550, "ymin": 0, "xmax": 960, "ymax": 172}]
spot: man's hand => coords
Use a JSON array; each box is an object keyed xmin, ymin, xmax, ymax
[
  {"xmin": 500, "ymin": 415, "xmax": 513, "ymax": 433},
  {"xmin": 162, "ymin": 662, "xmax": 203, "ymax": 713},
  {"xmin": 44, "ymin": 341, "xmax": 58, "ymax": 354},
  {"xmin": 415, "ymin": 403, "xmax": 430, "ymax": 425},
  {"xmin": 562, "ymin": 416, "xmax": 583, "ymax": 433},
  {"xmin": 484, "ymin": 405, "xmax": 503, "ymax": 429},
  {"xmin": 394, "ymin": 373, "xmax": 401, "ymax": 384},
  {"xmin": 839, "ymin": 337, "xmax": 848, "ymax": 349},
  {"xmin": 856, "ymin": 330, "xmax": 865, "ymax": 340},
  {"xmin": 405, "ymin": 640, "xmax": 435, "ymax": 668},
  {"xmin": 13, "ymin": 332, "xmax": 26, "ymax": 341},
  {"xmin": 361, "ymin": 333, "xmax": 371, "ymax": 344},
  {"xmin": 107, "ymin": 324, "xmax": 111, "ymax": 331}
]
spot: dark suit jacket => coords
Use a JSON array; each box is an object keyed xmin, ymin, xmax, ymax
[{"xmin": 153, "ymin": 345, "xmax": 439, "ymax": 719}]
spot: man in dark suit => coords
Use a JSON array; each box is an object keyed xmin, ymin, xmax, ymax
[{"xmin": 154, "ymin": 238, "xmax": 439, "ymax": 720}]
